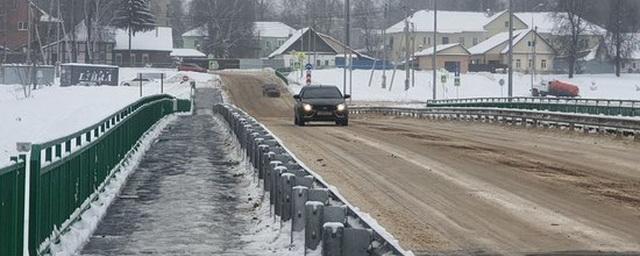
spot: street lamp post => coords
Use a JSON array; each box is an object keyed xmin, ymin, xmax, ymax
[
  {"xmin": 508, "ymin": 0, "xmax": 514, "ymax": 98},
  {"xmin": 432, "ymin": 0, "xmax": 437, "ymax": 100}
]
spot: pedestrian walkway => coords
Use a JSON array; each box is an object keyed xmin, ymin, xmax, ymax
[{"xmin": 80, "ymin": 88, "xmax": 260, "ymax": 255}]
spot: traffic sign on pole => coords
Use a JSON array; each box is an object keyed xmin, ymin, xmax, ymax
[{"xmin": 305, "ymin": 63, "xmax": 313, "ymax": 70}]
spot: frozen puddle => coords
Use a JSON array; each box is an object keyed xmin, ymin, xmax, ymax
[{"xmin": 80, "ymin": 88, "xmax": 297, "ymax": 255}]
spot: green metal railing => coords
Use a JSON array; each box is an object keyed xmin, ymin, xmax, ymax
[
  {"xmin": 0, "ymin": 158, "xmax": 26, "ymax": 256},
  {"xmin": 1, "ymin": 94, "xmax": 190, "ymax": 256},
  {"xmin": 427, "ymin": 97, "xmax": 640, "ymax": 117}
]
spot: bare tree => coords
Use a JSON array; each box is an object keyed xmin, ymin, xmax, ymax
[
  {"xmin": 353, "ymin": 0, "xmax": 381, "ymax": 53},
  {"xmin": 606, "ymin": 0, "xmax": 639, "ymax": 76},
  {"xmin": 553, "ymin": 0, "xmax": 594, "ymax": 78},
  {"xmin": 190, "ymin": 0, "xmax": 257, "ymax": 58}
]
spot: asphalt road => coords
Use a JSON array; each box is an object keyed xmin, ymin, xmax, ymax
[{"xmin": 219, "ymin": 71, "xmax": 640, "ymax": 255}]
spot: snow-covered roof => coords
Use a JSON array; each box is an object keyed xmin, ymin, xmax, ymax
[
  {"xmin": 254, "ymin": 22, "xmax": 295, "ymax": 38},
  {"xmin": 67, "ymin": 20, "xmax": 116, "ymax": 42},
  {"xmin": 386, "ymin": 10, "xmax": 495, "ymax": 34},
  {"xmin": 501, "ymin": 29, "xmax": 534, "ymax": 54},
  {"xmin": 267, "ymin": 27, "xmax": 365, "ymax": 59},
  {"xmin": 182, "ymin": 27, "xmax": 207, "ymax": 37},
  {"xmin": 415, "ymin": 43, "xmax": 468, "ymax": 56},
  {"xmin": 514, "ymin": 12, "xmax": 606, "ymax": 36},
  {"xmin": 170, "ymin": 48, "xmax": 206, "ymax": 58},
  {"xmin": 468, "ymin": 30, "xmax": 529, "ymax": 55},
  {"xmin": 114, "ymin": 27, "xmax": 174, "ymax": 51},
  {"xmin": 183, "ymin": 21, "xmax": 295, "ymax": 38},
  {"xmin": 268, "ymin": 28, "xmax": 309, "ymax": 58}
]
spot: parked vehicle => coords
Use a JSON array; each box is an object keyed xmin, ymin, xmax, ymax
[
  {"xmin": 293, "ymin": 85, "xmax": 350, "ymax": 126},
  {"xmin": 262, "ymin": 84, "xmax": 281, "ymax": 97},
  {"xmin": 532, "ymin": 80, "xmax": 580, "ymax": 97},
  {"xmin": 178, "ymin": 63, "xmax": 207, "ymax": 73},
  {"xmin": 120, "ymin": 77, "xmax": 152, "ymax": 87}
]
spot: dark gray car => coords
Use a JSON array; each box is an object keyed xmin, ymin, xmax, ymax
[{"xmin": 293, "ymin": 85, "xmax": 350, "ymax": 126}]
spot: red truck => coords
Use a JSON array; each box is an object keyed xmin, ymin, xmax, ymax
[{"xmin": 532, "ymin": 80, "xmax": 580, "ymax": 97}]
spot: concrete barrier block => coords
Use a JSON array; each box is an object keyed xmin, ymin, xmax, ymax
[
  {"xmin": 280, "ymin": 173, "xmax": 296, "ymax": 221},
  {"xmin": 295, "ymin": 175, "xmax": 314, "ymax": 188},
  {"xmin": 322, "ymin": 222, "xmax": 344, "ymax": 256},
  {"xmin": 265, "ymin": 160, "xmax": 282, "ymax": 193},
  {"xmin": 273, "ymin": 166, "xmax": 288, "ymax": 214},
  {"xmin": 342, "ymin": 228, "xmax": 372, "ymax": 256},
  {"xmin": 308, "ymin": 188, "xmax": 330, "ymax": 205},
  {"xmin": 305, "ymin": 201, "xmax": 325, "ymax": 250},
  {"xmin": 323, "ymin": 205, "xmax": 347, "ymax": 224},
  {"xmin": 292, "ymin": 186, "xmax": 309, "ymax": 232},
  {"xmin": 257, "ymin": 145, "xmax": 269, "ymax": 178}
]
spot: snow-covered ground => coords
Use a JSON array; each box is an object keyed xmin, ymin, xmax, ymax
[
  {"xmin": 0, "ymin": 68, "xmax": 219, "ymax": 166},
  {"xmin": 288, "ymin": 69, "xmax": 640, "ymax": 102}
]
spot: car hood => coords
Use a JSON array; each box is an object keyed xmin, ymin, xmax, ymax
[{"xmin": 301, "ymin": 98, "xmax": 345, "ymax": 105}]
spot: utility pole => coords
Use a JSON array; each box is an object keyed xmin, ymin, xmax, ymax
[
  {"xmin": 411, "ymin": 23, "xmax": 415, "ymax": 88},
  {"xmin": 432, "ymin": 0, "xmax": 437, "ymax": 100},
  {"xmin": 404, "ymin": 7, "xmax": 410, "ymax": 91},
  {"xmin": 508, "ymin": 0, "xmax": 514, "ymax": 98},
  {"xmin": 343, "ymin": 0, "xmax": 350, "ymax": 94},
  {"xmin": 382, "ymin": 3, "xmax": 387, "ymax": 89}
]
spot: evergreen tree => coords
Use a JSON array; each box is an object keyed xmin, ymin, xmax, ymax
[{"xmin": 111, "ymin": 0, "xmax": 156, "ymax": 65}]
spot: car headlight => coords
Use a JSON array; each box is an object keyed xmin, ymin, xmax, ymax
[
  {"xmin": 336, "ymin": 104, "xmax": 346, "ymax": 112},
  {"xmin": 303, "ymin": 104, "xmax": 313, "ymax": 112}
]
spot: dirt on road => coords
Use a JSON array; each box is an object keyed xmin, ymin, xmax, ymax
[{"xmin": 218, "ymin": 71, "xmax": 640, "ymax": 255}]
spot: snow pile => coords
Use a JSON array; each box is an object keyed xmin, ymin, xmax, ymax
[
  {"xmin": 289, "ymin": 69, "xmax": 640, "ymax": 102},
  {"xmin": 0, "ymin": 68, "xmax": 219, "ymax": 167}
]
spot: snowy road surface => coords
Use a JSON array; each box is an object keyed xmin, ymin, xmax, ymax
[
  {"xmin": 220, "ymin": 71, "xmax": 640, "ymax": 255},
  {"xmin": 79, "ymin": 88, "xmax": 301, "ymax": 255}
]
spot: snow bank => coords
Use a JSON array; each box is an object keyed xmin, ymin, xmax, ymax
[
  {"xmin": 0, "ymin": 68, "xmax": 219, "ymax": 167},
  {"xmin": 288, "ymin": 69, "xmax": 640, "ymax": 102}
]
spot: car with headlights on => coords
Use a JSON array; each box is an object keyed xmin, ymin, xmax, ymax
[{"xmin": 293, "ymin": 85, "xmax": 350, "ymax": 126}]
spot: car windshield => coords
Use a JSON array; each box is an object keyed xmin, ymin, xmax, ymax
[{"xmin": 302, "ymin": 87, "xmax": 342, "ymax": 99}]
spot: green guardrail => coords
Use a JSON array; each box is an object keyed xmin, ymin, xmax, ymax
[
  {"xmin": 2, "ymin": 94, "xmax": 190, "ymax": 256},
  {"xmin": 427, "ymin": 97, "xmax": 640, "ymax": 117},
  {"xmin": 275, "ymin": 70, "xmax": 290, "ymax": 85},
  {"xmin": 0, "ymin": 158, "xmax": 26, "ymax": 256}
]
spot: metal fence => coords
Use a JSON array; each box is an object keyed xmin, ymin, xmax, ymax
[
  {"xmin": 2, "ymin": 94, "xmax": 190, "ymax": 256},
  {"xmin": 427, "ymin": 97, "xmax": 640, "ymax": 117},
  {"xmin": 0, "ymin": 159, "xmax": 26, "ymax": 256},
  {"xmin": 351, "ymin": 106, "xmax": 640, "ymax": 138}
]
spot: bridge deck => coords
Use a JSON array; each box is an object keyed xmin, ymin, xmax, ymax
[{"xmin": 80, "ymin": 88, "xmax": 262, "ymax": 255}]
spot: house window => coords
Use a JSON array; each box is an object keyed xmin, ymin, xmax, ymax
[
  {"xmin": 458, "ymin": 37, "xmax": 465, "ymax": 45},
  {"xmin": 473, "ymin": 37, "xmax": 478, "ymax": 45},
  {"xmin": 516, "ymin": 59, "xmax": 521, "ymax": 68},
  {"xmin": 528, "ymin": 59, "xmax": 533, "ymax": 68},
  {"xmin": 634, "ymin": 63, "xmax": 637, "ymax": 69},
  {"xmin": 325, "ymin": 60, "xmax": 329, "ymax": 66},
  {"xmin": 130, "ymin": 54, "xmax": 136, "ymax": 65},
  {"xmin": 442, "ymin": 37, "xmax": 449, "ymax": 44},
  {"xmin": 266, "ymin": 41, "xmax": 271, "ymax": 49},
  {"xmin": 541, "ymin": 59, "xmax": 547, "ymax": 69},
  {"xmin": 389, "ymin": 37, "xmax": 394, "ymax": 48},
  {"xmin": 17, "ymin": 21, "xmax": 28, "ymax": 31},
  {"xmin": 423, "ymin": 37, "xmax": 426, "ymax": 45},
  {"xmin": 317, "ymin": 59, "xmax": 321, "ymax": 67},
  {"xmin": 427, "ymin": 37, "xmax": 431, "ymax": 45},
  {"xmin": 504, "ymin": 21, "xmax": 509, "ymax": 28},
  {"xmin": 115, "ymin": 54, "xmax": 123, "ymax": 65}
]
